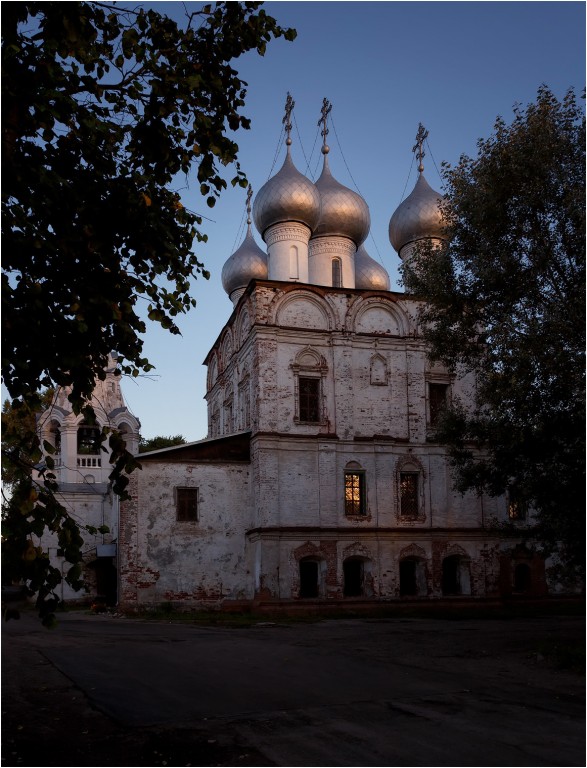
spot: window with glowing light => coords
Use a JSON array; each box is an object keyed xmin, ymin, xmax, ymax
[{"xmin": 345, "ymin": 471, "xmax": 366, "ymax": 516}]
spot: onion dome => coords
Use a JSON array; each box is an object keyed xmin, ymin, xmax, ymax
[
  {"xmin": 253, "ymin": 143, "xmax": 321, "ymax": 239},
  {"xmin": 313, "ymin": 149, "xmax": 371, "ymax": 246},
  {"xmin": 388, "ymin": 173, "xmax": 445, "ymax": 254},
  {"xmin": 389, "ymin": 125, "xmax": 445, "ymax": 255},
  {"xmin": 355, "ymin": 244, "xmax": 391, "ymax": 291},
  {"xmin": 222, "ymin": 187, "xmax": 268, "ymax": 299}
]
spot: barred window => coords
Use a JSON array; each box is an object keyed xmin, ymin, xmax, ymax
[
  {"xmin": 176, "ymin": 488, "xmax": 198, "ymax": 522},
  {"xmin": 299, "ymin": 377, "xmax": 321, "ymax": 423},
  {"xmin": 400, "ymin": 473, "xmax": 419, "ymax": 517},
  {"xmin": 345, "ymin": 472, "xmax": 366, "ymax": 516}
]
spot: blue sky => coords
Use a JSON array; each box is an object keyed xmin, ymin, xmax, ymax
[{"xmin": 112, "ymin": 1, "xmax": 585, "ymax": 441}]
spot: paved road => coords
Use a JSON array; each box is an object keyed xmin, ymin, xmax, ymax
[{"xmin": 2, "ymin": 610, "xmax": 585, "ymax": 766}]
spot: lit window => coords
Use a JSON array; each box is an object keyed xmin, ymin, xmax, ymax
[
  {"xmin": 299, "ymin": 377, "xmax": 321, "ymax": 422},
  {"xmin": 508, "ymin": 488, "xmax": 527, "ymax": 521},
  {"xmin": 345, "ymin": 472, "xmax": 366, "ymax": 516},
  {"xmin": 176, "ymin": 488, "xmax": 198, "ymax": 522},
  {"xmin": 400, "ymin": 473, "xmax": 419, "ymax": 517}
]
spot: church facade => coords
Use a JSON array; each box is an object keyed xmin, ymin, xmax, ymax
[
  {"xmin": 36, "ymin": 353, "xmax": 141, "ymax": 604},
  {"xmin": 118, "ymin": 100, "xmax": 545, "ymax": 610}
]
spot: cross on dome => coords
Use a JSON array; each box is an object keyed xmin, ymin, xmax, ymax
[
  {"xmin": 413, "ymin": 123, "xmax": 429, "ymax": 173},
  {"xmin": 319, "ymin": 97, "xmax": 332, "ymax": 154},
  {"xmin": 246, "ymin": 184, "xmax": 253, "ymax": 224},
  {"xmin": 282, "ymin": 92, "xmax": 294, "ymax": 146}
]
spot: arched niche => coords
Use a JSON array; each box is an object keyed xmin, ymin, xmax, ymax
[
  {"xmin": 348, "ymin": 297, "xmax": 408, "ymax": 336},
  {"xmin": 370, "ymin": 353, "xmax": 388, "ymax": 385},
  {"xmin": 236, "ymin": 306, "xmax": 251, "ymax": 347},
  {"xmin": 207, "ymin": 354, "xmax": 219, "ymax": 391},
  {"xmin": 274, "ymin": 291, "xmax": 331, "ymax": 331},
  {"xmin": 220, "ymin": 330, "xmax": 233, "ymax": 367}
]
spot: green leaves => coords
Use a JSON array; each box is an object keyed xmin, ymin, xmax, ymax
[
  {"xmin": 402, "ymin": 87, "xmax": 585, "ymax": 569},
  {"xmin": 3, "ymin": 1, "xmax": 296, "ymax": 408},
  {"xmin": 1, "ymin": 1, "xmax": 297, "ymax": 621}
]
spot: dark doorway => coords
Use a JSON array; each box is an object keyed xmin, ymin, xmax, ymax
[
  {"xmin": 343, "ymin": 559, "xmax": 364, "ymax": 597},
  {"xmin": 299, "ymin": 560, "xmax": 319, "ymax": 598},
  {"xmin": 400, "ymin": 559, "xmax": 418, "ymax": 596},
  {"xmin": 93, "ymin": 558, "xmax": 117, "ymax": 605},
  {"xmin": 513, "ymin": 563, "xmax": 531, "ymax": 593},
  {"xmin": 442, "ymin": 555, "xmax": 461, "ymax": 595}
]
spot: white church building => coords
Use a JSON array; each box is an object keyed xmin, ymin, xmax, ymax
[
  {"xmin": 36, "ymin": 353, "xmax": 141, "ymax": 604},
  {"xmin": 116, "ymin": 99, "xmax": 546, "ymax": 610}
]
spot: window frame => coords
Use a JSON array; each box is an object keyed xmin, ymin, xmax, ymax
[
  {"xmin": 344, "ymin": 470, "xmax": 366, "ymax": 516},
  {"xmin": 507, "ymin": 487, "xmax": 528, "ymax": 521},
  {"xmin": 428, "ymin": 381, "xmax": 450, "ymax": 428},
  {"xmin": 332, "ymin": 257, "xmax": 342, "ymax": 288},
  {"xmin": 399, "ymin": 471, "xmax": 420, "ymax": 518},
  {"xmin": 176, "ymin": 487, "xmax": 199, "ymax": 523},
  {"xmin": 298, "ymin": 375, "xmax": 322, "ymax": 424}
]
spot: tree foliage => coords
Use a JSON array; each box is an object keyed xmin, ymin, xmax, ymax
[
  {"xmin": 139, "ymin": 434, "xmax": 187, "ymax": 453},
  {"xmin": 1, "ymin": 1, "xmax": 295, "ymax": 623},
  {"xmin": 402, "ymin": 86, "xmax": 585, "ymax": 568},
  {"xmin": 2, "ymin": 0, "xmax": 295, "ymax": 408}
]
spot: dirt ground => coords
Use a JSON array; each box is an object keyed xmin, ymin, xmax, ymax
[{"xmin": 2, "ymin": 602, "xmax": 585, "ymax": 767}]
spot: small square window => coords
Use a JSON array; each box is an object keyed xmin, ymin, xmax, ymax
[
  {"xmin": 176, "ymin": 488, "xmax": 198, "ymax": 522},
  {"xmin": 345, "ymin": 472, "xmax": 366, "ymax": 516},
  {"xmin": 400, "ymin": 473, "xmax": 419, "ymax": 517},
  {"xmin": 299, "ymin": 377, "xmax": 321, "ymax": 423}
]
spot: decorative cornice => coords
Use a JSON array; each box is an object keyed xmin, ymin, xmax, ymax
[
  {"xmin": 309, "ymin": 236, "xmax": 356, "ymax": 258},
  {"xmin": 264, "ymin": 222, "xmax": 312, "ymax": 247}
]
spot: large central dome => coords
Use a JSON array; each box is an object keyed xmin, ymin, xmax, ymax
[
  {"xmin": 313, "ymin": 152, "xmax": 370, "ymax": 246},
  {"xmin": 253, "ymin": 145, "xmax": 321, "ymax": 239}
]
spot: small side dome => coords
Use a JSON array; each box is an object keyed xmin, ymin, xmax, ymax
[
  {"xmin": 221, "ymin": 224, "xmax": 267, "ymax": 299},
  {"xmin": 313, "ymin": 153, "xmax": 370, "ymax": 246},
  {"xmin": 355, "ymin": 244, "xmax": 391, "ymax": 291},
  {"xmin": 389, "ymin": 173, "xmax": 445, "ymax": 254},
  {"xmin": 253, "ymin": 147, "xmax": 321, "ymax": 239}
]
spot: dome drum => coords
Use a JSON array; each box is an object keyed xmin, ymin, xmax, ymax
[
  {"xmin": 308, "ymin": 236, "xmax": 356, "ymax": 289},
  {"xmin": 264, "ymin": 222, "xmax": 311, "ymax": 283}
]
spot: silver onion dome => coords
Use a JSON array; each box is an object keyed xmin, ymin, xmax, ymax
[
  {"xmin": 388, "ymin": 173, "xmax": 445, "ymax": 253},
  {"xmin": 221, "ymin": 222, "xmax": 268, "ymax": 297},
  {"xmin": 313, "ymin": 151, "xmax": 371, "ymax": 246},
  {"xmin": 355, "ymin": 244, "xmax": 391, "ymax": 291},
  {"xmin": 253, "ymin": 146, "xmax": 321, "ymax": 239}
]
